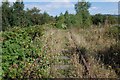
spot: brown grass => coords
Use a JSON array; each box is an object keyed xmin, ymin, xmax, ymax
[{"xmin": 41, "ymin": 26, "xmax": 118, "ymax": 78}]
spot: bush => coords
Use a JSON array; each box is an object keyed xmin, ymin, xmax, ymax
[
  {"xmin": 55, "ymin": 22, "xmax": 67, "ymax": 29},
  {"xmin": 107, "ymin": 25, "xmax": 120, "ymax": 39},
  {"xmin": 2, "ymin": 26, "xmax": 50, "ymax": 79}
]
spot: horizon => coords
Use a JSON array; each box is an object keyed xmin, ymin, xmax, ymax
[
  {"xmin": 0, "ymin": 1, "xmax": 119, "ymax": 16},
  {"xmin": 24, "ymin": 2, "xmax": 118, "ymax": 16}
]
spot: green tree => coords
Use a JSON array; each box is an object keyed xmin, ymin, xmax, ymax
[
  {"xmin": 12, "ymin": 0, "xmax": 26, "ymax": 26},
  {"xmin": 41, "ymin": 12, "xmax": 51, "ymax": 24},
  {"xmin": 26, "ymin": 7, "xmax": 42, "ymax": 25},
  {"xmin": 56, "ymin": 13, "xmax": 66, "ymax": 29},
  {"xmin": 107, "ymin": 15, "xmax": 117, "ymax": 24},
  {"xmin": 74, "ymin": 13, "xmax": 82, "ymax": 27},
  {"xmin": 2, "ymin": 0, "xmax": 31, "ymax": 29},
  {"xmin": 64, "ymin": 11, "xmax": 71, "ymax": 27},
  {"xmin": 75, "ymin": 0, "xmax": 91, "ymax": 28},
  {"xmin": 92, "ymin": 14, "xmax": 105, "ymax": 25},
  {"xmin": 2, "ymin": 0, "xmax": 11, "ymax": 30},
  {"xmin": 92, "ymin": 14, "xmax": 117, "ymax": 26},
  {"xmin": 57, "ymin": 13, "xmax": 65, "ymax": 23},
  {"xmin": 0, "ymin": 6, "xmax": 2, "ymax": 31}
]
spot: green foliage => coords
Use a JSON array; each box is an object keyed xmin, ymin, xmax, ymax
[
  {"xmin": 64, "ymin": 11, "xmax": 70, "ymax": 27},
  {"xmin": 75, "ymin": 0, "xmax": 92, "ymax": 28},
  {"xmin": 65, "ymin": 13, "xmax": 82, "ymax": 28},
  {"xmin": 2, "ymin": 1, "xmax": 12, "ymax": 30},
  {"xmin": 107, "ymin": 25, "xmax": 120, "ymax": 39},
  {"xmin": 92, "ymin": 14, "xmax": 105, "ymax": 25},
  {"xmin": 56, "ymin": 11, "xmax": 83, "ymax": 28},
  {"xmin": 2, "ymin": 26, "xmax": 50, "ymax": 79},
  {"xmin": 107, "ymin": 15, "xmax": 118, "ymax": 24},
  {"xmin": 74, "ymin": 13, "xmax": 82, "ymax": 27},
  {"xmin": 92, "ymin": 14, "xmax": 117, "ymax": 25},
  {"xmin": 0, "ymin": 7, "xmax": 1, "ymax": 31},
  {"xmin": 55, "ymin": 22, "xmax": 67, "ymax": 29},
  {"xmin": 2, "ymin": 0, "xmax": 118, "ymax": 30},
  {"xmin": 2, "ymin": 0, "xmax": 29, "ymax": 29},
  {"xmin": 57, "ymin": 13, "xmax": 65, "ymax": 23},
  {"xmin": 55, "ymin": 13, "xmax": 67, "ymax": 29},
  {"xmin": 41, "ymin": 12, "xmax": 54, "ymax": 24},
  {"xmin": 2, "ymin": 1, "xmax": 54, "ymax": 31},
  {"xmin": 26, "ymin": 7, "xmax": 42, "ymax": 25},
  {"xmin": 75, "ymin": 0, "xmax": 91, "ymax": 14},
  {"xmin": 12, "ymin": 0, "xmax": 26, "ymax": 27}
]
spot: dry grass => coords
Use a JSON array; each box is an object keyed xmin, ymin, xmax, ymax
[{"xmin": 41, "ymin": 26, "xmax": 119, "ymax": 78}]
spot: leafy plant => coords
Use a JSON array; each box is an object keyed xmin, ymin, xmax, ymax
[
  {"xmin": 2, "ymin": 26, "xmax": 50, "ymax": 79},
  {"xmin": 107, "ymin": 25, "xmax": 119, "ymax": 39}
]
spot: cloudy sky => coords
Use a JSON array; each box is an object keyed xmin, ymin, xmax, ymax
[
  {"xmin": 1, "ymin": 0, "xmax": 119, "ymax": 2},
  {"xmin": 1, "ymin": 0, "xmax": 119, "ymax": 16}
]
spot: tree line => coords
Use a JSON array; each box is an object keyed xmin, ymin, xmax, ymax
[
  {"xmin": 1, "ymin": 0, "xmax": 118, "ymax": 30},
  {"xmin": 1, "ymin": 0, "xmax": 55, "ymax": 31}
]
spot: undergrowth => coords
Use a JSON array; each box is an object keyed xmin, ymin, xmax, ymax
[
  {"xmin": 2, "ymin": 26, "xmax": 51, "ymax": 79},
  {"xmin": 1, "ymin": 25, "xmax": 120, "ymax": 79}
]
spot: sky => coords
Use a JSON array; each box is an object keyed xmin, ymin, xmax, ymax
[
  {"xmin": 24, "ymin": 2, "xmax": 118, "ymax": 16},
  {"xmin": 0, "ymin": 0, "xmax": 119, "ymax": 16}
]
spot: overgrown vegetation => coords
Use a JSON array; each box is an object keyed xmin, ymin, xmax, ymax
[
  {"xmin": 1, "ymin": 0, "xmax": 120, "ymax": 79},
  {"xmin": 2, "ymin": 26, "xmax": 52, "ymax": 79},
  {"xmin": 1, "ymin": 0, "xmax": 54, "ymax": 31},
  {"xmin": 1, "ymin": 0, "xmax": 118, "ymax": 30}
]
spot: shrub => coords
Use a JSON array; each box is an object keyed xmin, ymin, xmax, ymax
[
  {"xmin": 55, "ymin": 22, "xmax": 67, "ymax": 29},
  {"xmin": 107, "ymin": 25, "xmax": 120, "ymax": 39},
  {"xmin": 2, "ymin": 26, "xmax": 50, "ymax": 79}
]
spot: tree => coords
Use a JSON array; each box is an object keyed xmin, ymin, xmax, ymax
[
  {"xmin": 92, "ymin": 14, "xmax": 105, "ymax": 25},
  {"xmin": 56, "ymin": 13, "xmax": 66, "ymax": 28},
  {"xmin": 75, "ymin": 0, "xmax": 91, "ymax": 28},
  {"xmin": 107, "ymin": 15, "xmax": 117, "ymax": 24},
  {"xmin": 64, "ymin": 11, "xmax": 71, "ymax": 27},
  {"xmin": 41, "ymin": 12, "xmax": 51, "ymax": 24},
  {"xmin": 26, "ymin": 7, "xmax": 42, "ymax": 25},
  {"xmin": 92, "ymin": 14, "xmax": 117, "ymax": 26},
  {"xmin": 0, "ymin": 6, "xmax": 2, "ymax": 31},
  {"xmin": 75, "ymin": 0, "xmax": 91, "ymax": 13},
  {"xmin": 12, "ymin": 0, "xmax": 26, "ymax": 26},
  {"xmin": 2, "ymin": 0, "xmax": 12, "ymax": 30},
  {"xmin": 74, "ymin": 13, "xmax": 82, "ymax": 27},
  {"xmin": 57, "ymin": 13, "xmax": 65, "ymax": 22}
]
